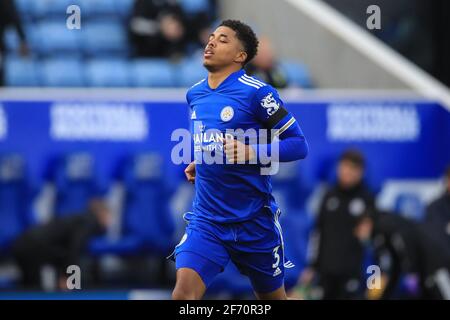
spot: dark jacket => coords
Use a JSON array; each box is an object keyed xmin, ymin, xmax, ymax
[
  {"xmin": 424, "ymin": 192, "xmax": 450, "ymax": 254},
  {"xmin": 309, "ymin": 182, "xmax": 376, "ymax": 276},
  {"xmin": 0, "ymin": 0, "xmax": 26, "ymax": 53},
  {"xmin": 245, "ymin": 63, "xmax": 289, "ymax": 89},
  {"xmin": 128, "ymin": 0, "xmax": 187, "ymax": 58},
  {"xmin": 12, "ymin": 211, "xmax": 105, "ymax": 272},
  {"xmin": 371, "ymin": 211, "xmax": 450, "ymax": 299}
]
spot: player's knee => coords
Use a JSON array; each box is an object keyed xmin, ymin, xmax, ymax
[
  {"xmin": 172, "ymin": 286, "xmax": 199, "ymax": 300},
  {"xmin": 172, "ymin": 267, "xmax": 206, "ymax": 300}
]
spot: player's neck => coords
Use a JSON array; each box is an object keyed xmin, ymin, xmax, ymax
[{"xmin": 208, "ymin": 66, "xmax": 242, "ymax": 89}]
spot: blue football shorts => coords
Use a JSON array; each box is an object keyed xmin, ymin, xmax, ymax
[{"xmin": 170, "ymin": 206, "xmax": 293, "ymax": 294}]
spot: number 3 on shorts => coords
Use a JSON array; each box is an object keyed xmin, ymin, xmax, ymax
[{"xmin": 272, "ymin": 245, "xmax": 280, "ymax": 269}]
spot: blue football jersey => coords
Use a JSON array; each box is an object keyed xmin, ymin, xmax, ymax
[{"xmin": 187, "ymin": 69, "xmax": 300, "ymax": 223}]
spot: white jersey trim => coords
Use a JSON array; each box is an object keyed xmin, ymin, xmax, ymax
[
  {"xmin": 242, "ymin": 74, "xmax": 267, "ymax": 87},
  {"xmin": 238, "ymin": 77, "xmax": 262, "ymax": 89}
]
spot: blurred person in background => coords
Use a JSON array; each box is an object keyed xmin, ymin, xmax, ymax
[
  {"xmin": 245, "ymin": 36, "xmax": 288, "ymax": 89},
  {"xmin": 354, "ymin": 209, "xmax": 450, "ymax": 300},
  {"xmin": 128, "ymin": 0, "xmax": 188, "ymax": 60},
  {"xmin": 183, "ymin": 0, "xmax": 216, "ymax": 53},
  {"xmin": 298, "ymin": 149, "xmax": 376, "ymax": 299},
  {"xmin": 11, "ymin": 198, "xmax": 111, "ymax": 290},
  {"xmin": 424, "ymin": 165, "xmax": 450, "ymax": 254},
  {"xmin": 0, "ymin": 0, "xmax": 29, "ymax": 86}
]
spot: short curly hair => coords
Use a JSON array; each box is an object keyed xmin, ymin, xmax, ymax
[
  {"xmin": 219, "ymin": 19, "xmax": 259, "ymax": 65},
  {"xmin": 339, "ymin": 149, "xmax": 366, "ymax": 169}
]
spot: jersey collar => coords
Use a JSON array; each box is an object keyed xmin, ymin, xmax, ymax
[{"xmin": 206, "ymin": 69, "xmax": 246, "ymax": 91}]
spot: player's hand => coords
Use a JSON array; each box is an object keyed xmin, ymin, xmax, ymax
[
  {"xmin": 184, "ymin": 161, "xmax": 196, "ymax": 184},
  {"xmin": 224, "ymin": 138, "xmax": 256, "ymax": 163}
]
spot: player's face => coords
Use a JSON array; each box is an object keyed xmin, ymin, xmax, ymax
[{"xmin": 203, "ymin": 26, "xmax": 247, "ymax": 71}]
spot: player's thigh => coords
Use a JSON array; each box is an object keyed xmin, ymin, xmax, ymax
[
  {"xmin": 172, "ymin": 223, "xmax": 230, "ymax": 297},
  {"xmin": 232, "ymin": 247, "xmax": 286, "ymax": 298},
  {"xmin": 254, "ymin": 285, "xmax": 287, "ymax": 300},
  {"xmin": 173, "ymin": 266, "xmax": 207, "ymax": 300},
  {"xmin": 174, "ymin": 250, "xmax": 224, "ymax": 300}
]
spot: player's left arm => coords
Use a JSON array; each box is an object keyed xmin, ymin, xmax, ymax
[
  {"xmin": 252, "ymin": 85, "xmax": 309, "ymax": 162},
  {"xmin": 224, "ymin": 85, "xmax": 308, "ymax": 163}
]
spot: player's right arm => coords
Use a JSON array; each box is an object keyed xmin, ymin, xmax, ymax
[{"xmin": 184, "ymin": 161, "xmax": 195, "ymax": 184}]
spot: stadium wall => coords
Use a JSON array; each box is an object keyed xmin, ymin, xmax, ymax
[{"xmin": 0, "ymin": 88, "xmax": 448, "ymax": 191}]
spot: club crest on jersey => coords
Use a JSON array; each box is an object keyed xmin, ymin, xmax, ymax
[
  {"xmin": 220, "ymin": 106, "xmax": 234, "ymax": 122},
  {"xmin": 261, "ymin": 92, "xmax": 280, "ymax": 116}
]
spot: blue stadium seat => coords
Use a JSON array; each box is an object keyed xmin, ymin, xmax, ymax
[
  {"xmin": 90, "ymin": 153, "xmax": 175, "ymax": 256},
  {"xmin": 3, "ymin": 26, "xmax": 33, "ymax": 53},
  {"xmin": 85, "ymin": 59, "xmax": 131, "ymax": 87},
  {"xmin": 130, "ymin": 59, "xmax": 176, "ymax": 87},
  {"xmin": 4, "ymin": 27, "xmax": 24, "ymax": 53},
  {"xmin": 179, "ymin": 0, "xmax": 210, "ymax": 16},
  {"xmin": 4, "ymin": 56, "xmax": 39, "ymax": 87},
  {"xmin": 394, "ymin": 192, "xmax": 425, "ymax": 221},
  {"xmin": 279, "ymin": 60, "xmax": 313, "ymax": 88},
  {"xmin": 120, "ymin": 153, "xmax": 175, "ymax": 253},
  {"xmin": 51, "ymin": 153, "xmax": 103, "ymax": 216},
  {"xmin": 31, "ymin": 0, "xmax": 82, "ymax": 19},
  {"xmin": 33, "ymin": 21, "xmax": 82, "ymax": 56},
  {"xmin": 89, "ymin": 234, "xmax": 144, "ymax": 256},
  {"xmin": 79, "ymin": 0, "xmax": 119, "ymax": 17},
  {"xmin": 271, "ymin": 162, "xmax": 314, "ymax": 212},
  {"xmin": 114, "ymin": 0, "xmax": 135, "ymax": 19},
  {"xmin": 0, "ymin": 155, "xmax": 33, "ymax": 254},
  {"xmin": 14, "ymin": 0, "xmax": 34, "ymax": 20},
  {"xmin": 81, "ymin": 21, "xmax": 128, "ymax": 57},
  {"xmin": 40, "ymin": 58, "xmax": 85, "ymax": 87},
  {"xmin": 176, "ymin": 57, "xmax": 207, "ymax": 87}
]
